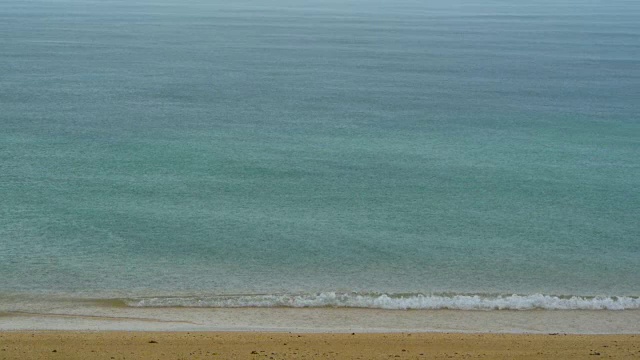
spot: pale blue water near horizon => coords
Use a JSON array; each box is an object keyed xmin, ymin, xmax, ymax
[{"xmin": 1, "ymin": 0, "xmax": 640, "ymax": 313}]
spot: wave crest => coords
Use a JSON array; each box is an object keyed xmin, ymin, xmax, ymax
[{"xmin": 127, "ymin": 292, "xmax": 640, "ymax": 310}]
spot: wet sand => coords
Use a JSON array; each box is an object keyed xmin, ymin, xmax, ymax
[{"xmin": 1, "ymin": 331, "xmax": 638, "ymax": 359}]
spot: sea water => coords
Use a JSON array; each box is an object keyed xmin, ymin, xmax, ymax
[{"xmin": 1, "ymin": 0, "xmax": 639, "ymax": 328}]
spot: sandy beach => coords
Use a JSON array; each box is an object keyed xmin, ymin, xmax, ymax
[{"xmin": 1, "ymin": 331, "xmax": 638, "ymax": 360}]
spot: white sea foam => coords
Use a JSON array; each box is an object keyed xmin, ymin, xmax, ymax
[{"xmin": 127, "ymin": 293, "xmax": 640, "ymax": 310}]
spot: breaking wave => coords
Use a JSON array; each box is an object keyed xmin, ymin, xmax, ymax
[{"xmin": 126, "ymin": 292, "xmax": 640, "ymax": 310}]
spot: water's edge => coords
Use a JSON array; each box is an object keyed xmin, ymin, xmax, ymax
[
  {"xmin": 1, "ymin": 293, "xmax": 639, "ymax": 333},
  {"xmin": 2, "ymin": 307, "xmax": 640, "ymax": 334}
]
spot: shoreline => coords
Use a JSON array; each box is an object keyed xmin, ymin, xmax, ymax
[
  {"xmin": 1, "ymin": 331, "xmax": 638, "ymax": 359},
  {"xmin": 2, "ymin": 307, "xmax": 640, "ymax": 334}
]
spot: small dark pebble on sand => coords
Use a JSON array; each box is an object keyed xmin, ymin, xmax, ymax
[{"xmin": 148, "ymin": 340, "xmax": 158, "ymax": 344}]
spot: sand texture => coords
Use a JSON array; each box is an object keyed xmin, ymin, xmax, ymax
[{"xmin": 0, "ymin": 332, "xmax": 639, "ymax": 359}]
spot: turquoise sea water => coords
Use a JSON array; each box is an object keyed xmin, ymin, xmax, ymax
[{"xmin": 1, "ymin": 0, "xmax": 639, "ymax": 311}]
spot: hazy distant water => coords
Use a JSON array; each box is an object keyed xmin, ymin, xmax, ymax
[{"xmin": 1, "ymin": 0, "xmax": 639, "ymax": 309}]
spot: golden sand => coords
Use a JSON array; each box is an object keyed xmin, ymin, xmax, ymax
[{"xmin": 0, "ymin": 332, "xmax": 638, "ymax": 359}]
